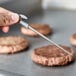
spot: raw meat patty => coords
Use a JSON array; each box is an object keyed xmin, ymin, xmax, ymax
[
  {"xmin": 31, "ymin": 45, "xmax": 74, "ymax": 66},
  {"xmin": 21, "ymin": 24, "xmax": 52, "ymax": 36},
  {"xmin": 0, "ymin": 36, "xmax": 29, "ymax": 54}
]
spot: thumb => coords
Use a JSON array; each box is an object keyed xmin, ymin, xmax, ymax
[
  {"xmin": 11, "ymin": 13, "xmax": 20, "ymax": 25},
  {"xmin": 0, "ymin": 13, "xmax": 19, "ymax": 26}
]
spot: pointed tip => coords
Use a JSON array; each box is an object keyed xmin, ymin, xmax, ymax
[{"xmin": 20, "ymin": 14, "xmax": 28, "ymax": 19}]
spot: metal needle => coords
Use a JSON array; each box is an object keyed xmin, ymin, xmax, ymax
[{"xmin": 19, "ymin": 14, "xmax": 72, "ymax": 56}]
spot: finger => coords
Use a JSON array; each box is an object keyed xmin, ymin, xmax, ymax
[
  {"xmin": 0, "ymin": 11, "xmax": 19, "ymax": 26},
  {"xmin": 11, "ymin": 13, "xmax": 20, "ymax": 25},
  {"xmin": 2, "ymin": 26, "xmax": 10, "ymax": 33}
]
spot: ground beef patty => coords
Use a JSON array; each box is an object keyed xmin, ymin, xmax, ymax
[
  {"xmin": 21, "ymin": 24, "xmax": 52, "ymax": 36},
  {"xmin": 0, "ymin": 36, "xmax": 29, "ymax": 54},
  {"xmin": 31, "ymin": 45, "xmax": 74, "ymax": 66},
  {"xmin": 70, "ymin": 33, "xmax": 76, "ymax": 46}
]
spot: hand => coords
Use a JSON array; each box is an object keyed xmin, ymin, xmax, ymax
[{"xmin": 0, "ymin": 7, "xmax": 19, "ymax": 33}]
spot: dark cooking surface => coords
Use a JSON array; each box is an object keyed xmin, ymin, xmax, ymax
[{"xmin": 0, "ymin": 0, "xmax": 76, "ymax": 76}]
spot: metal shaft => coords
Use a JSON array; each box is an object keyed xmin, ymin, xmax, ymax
[
  {"xmin": 29, "ymin": 26, "xmax": 72, "ymax": 56},
  {"xmin": 20, "ymin": 16, "xmax": 72, "ymax": 56}
]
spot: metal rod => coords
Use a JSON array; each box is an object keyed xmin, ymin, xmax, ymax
[
  {"xmin": 20, "ymin": 16, "xmax": 72, "ymax": 56},
  {"xmin": 29, "ymin": 26, "xmax": 72, "ymax": 56}
]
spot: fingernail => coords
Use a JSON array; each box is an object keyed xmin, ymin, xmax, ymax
[{"xmin": 11, "ymin": 13, "xmax": 19, "ymax": 21}]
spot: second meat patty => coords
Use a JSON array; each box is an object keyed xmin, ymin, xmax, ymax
[{"xmin": 21, "ymin": 24, "xmax": 53, "ymax": 36}]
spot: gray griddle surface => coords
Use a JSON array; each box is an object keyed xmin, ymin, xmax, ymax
[
  {"xmin": 0, "ymin": 10, "xmax": 76, "ymax": 76},
  {"xmin": 0, "ymin": 1, "xmax": 76, "ymax": 76}
]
